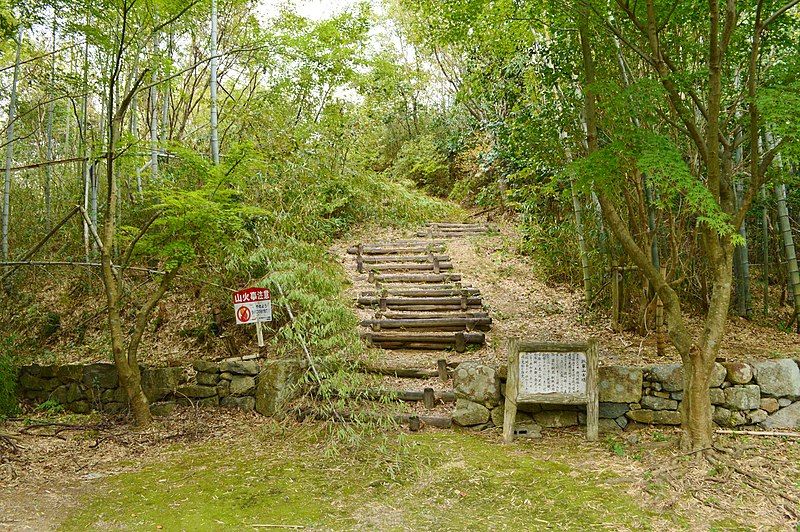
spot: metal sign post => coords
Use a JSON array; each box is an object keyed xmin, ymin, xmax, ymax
[{"xmin": 233, "ymin": 287, "xmax": 272, "ymax": 347}]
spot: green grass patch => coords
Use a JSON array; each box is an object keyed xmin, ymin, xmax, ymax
[{"xmin": 63, "ymin": 426, "xmax": 676, "ymax": 530}]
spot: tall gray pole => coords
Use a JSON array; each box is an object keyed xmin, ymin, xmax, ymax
[{"xmin": 210, "ymin": 0, "xmax": 220, "ymax": 165}]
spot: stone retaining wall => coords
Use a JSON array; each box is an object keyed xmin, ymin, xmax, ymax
[
  {"xmin": 452, "ymin": 358, "xmax": 800, "ymax": 433},
  {"xmin": 16, "ymin": 357, "xmax": 303, "ymax": 417}
]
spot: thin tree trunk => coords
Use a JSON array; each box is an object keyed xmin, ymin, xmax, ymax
[
  {"xmin": 101, "ymin": 8, "xmax": 158, "ymax": 426},
  {"xmin": 766, "ymin": 131, "xmax": 800, "ymax": 323},
  {"xmin": 210, "ymin": 0, "xmax": 220, "ymax": 165},
  {"xmin": 732, "ymin": 133, "xmax": 752, "ymax": 317},
  {"xmin": 160, "ymin": 32, "xmax": 172, "ymax": 144},
  {"xmin": 2, "ymin": 25, "xmax": 22, "ymax": 261},
  {"xmin": 561, "ymin": 131, "xmax": 591, "ymax": 303},
  {"xmin": 130, "ymin": 53, "xmax": 142, "ymax": 198},
  {"xmin": 149, "ymin": 36, "xmax": 159, "ymax": 184},
  {"xmin": 45, "ymin": 18, "xmax": 57, "ymax": 231},
  {"xmin": 81, "ymin": 19, "xmax": 90, "ymax": 262},
  {"xmin": 761, "ymin": 185, "xmax": 770, "ymax": 314}
]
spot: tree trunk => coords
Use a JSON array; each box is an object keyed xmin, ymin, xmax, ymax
[
  {"xmin": 80, "ymin": 19, "xmax": 91, "ymax": 262},
  {"xmin": 149, "ymin": 36, "xmax": 160, "ymax": 183},
  {"xmin": 130, "ymin": 52, "xmax": 142, "ymax": 198},
  {"xmin": 45, "ymin": 18, "xmax": 57, "ymax": 231},
  {"xmin": 210, "ymin": 0, "xmax": 220, "ymax": 165},
  {"xmin": 681, "ymin": 357, "xmax": 714, "ymax": 450},
  {"xmin": 774, "ymin": 181, "xmax": 800, "ymax": 321},
  {"xmin": 2, "ymin": 25, "xmax": 22, "ymax": 261},
  {"xmin": 761, "ymin": 185, "xmax": 770, "ymax": 314},
  {"xmin": 561, "ymin": 131, "xmax": 591, "ymax": 304},
  {"xmin": 766, "ymin": 132, "xmax": 800, "ymax": 322},
  {"xmin": 732, "ymin": 126, "xmax": 752, "ymax": 317}
]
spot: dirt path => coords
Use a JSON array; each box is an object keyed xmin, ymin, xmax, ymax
[{"xmin": 336, "ymin": 219, "xmax": 799, "ymax": 370}]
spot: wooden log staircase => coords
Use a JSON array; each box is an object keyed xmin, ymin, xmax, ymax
[{"xmin": 347, "ymin": 221, "xmax": 494, "ymax": 429}]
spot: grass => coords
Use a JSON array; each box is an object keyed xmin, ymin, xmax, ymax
[{"xmin": 62, "ymin": 425, "xmax": 678, "ymax": 531}]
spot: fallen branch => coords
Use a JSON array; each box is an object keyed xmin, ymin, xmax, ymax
[{"xmin": 716, "ymin": 429, "xmax": 800, "ymax": 438}]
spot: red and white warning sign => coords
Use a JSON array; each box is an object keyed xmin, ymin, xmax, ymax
[{"xmin": 233, "ymin": 288, "xmax": 272, "ymax": 325}]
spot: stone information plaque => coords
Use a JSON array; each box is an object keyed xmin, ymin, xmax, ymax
[
  {"xmin": 518, "ymin": 351, "xmax": 587, "ymax": 395},
  {"xmin": 503, "ymin": 339, "xmax": 598, "ymax": 443}
]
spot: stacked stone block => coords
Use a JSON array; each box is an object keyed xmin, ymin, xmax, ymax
[
  {"xmin": 450, "ymin": 358, "xmax": 800, "ymax": 432},
  {"xmin": 16, "ymin": 356, "xmax": 304, "ymax": 418}
]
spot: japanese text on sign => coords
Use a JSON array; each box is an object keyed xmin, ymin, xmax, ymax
[
  {"xmin": 233, "ymin": 288, "xmax": 272, "ymax": 325},
  {"xmin": 518, "ymin": 351, "xmax": 587, "ymax": 395}
]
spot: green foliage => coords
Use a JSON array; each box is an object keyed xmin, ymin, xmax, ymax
[
  {"xmin": 0, "ymin": 336, "xmax": 19, "ymax": 419},
  {"xmin": 35, "ymin": 399, "xmax": 64, "ymax": 413},
  {"xmin": 571, "ymin": 132, "xmax": 738, "ymax": 240},
  {"xmin": 390, "ymin": 134, "xmax": 451, "ymax": 195}
]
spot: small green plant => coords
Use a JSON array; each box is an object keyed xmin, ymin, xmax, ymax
[
  {"xmin": 652, "ymin": 430, "xmax": 668, "ymax": 442},
  {"xmin": 605, "ymin": 436, "xmax": 625, "ymax": 457},
  {"xmin": 35, "ymin": 399, "xmax": 64, "ymax": 413}
]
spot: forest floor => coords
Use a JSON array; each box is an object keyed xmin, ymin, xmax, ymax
[
  {"xmin": 338, "ymin": 217, "xmax": 799, "ymax": 369},
  {"xmin": 1, "ymin": 408, "xmax": 799, "ymax": 530}
]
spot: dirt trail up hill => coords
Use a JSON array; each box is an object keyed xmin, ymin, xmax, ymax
[{"xmin": 333, "ymin": 219, "xmax": 800, "ymax": 424}]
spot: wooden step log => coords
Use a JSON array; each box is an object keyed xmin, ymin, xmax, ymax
[
  {"xmin": 358, "ymin": 254, "xmax": 450, "ymax": 264},
  {"xmin": 362, "ymin": 239, "xmax": 448, "ymax": 246},
  {"xmin": 425, "ymin": 222, "xmax": 490, "ymax": 229},
  {"xmin": 348, "ymin": 246, "xmax": 447, "ymax": 256},
  {"xmin": 375, "ymin": 310, "xmax": 488, "ymax": 319},
  {"xmin": 361, "ymin": 287, "xmax": 480, "ymax": 298},
  {"xmin": 364, "ymin": 388, "xmax": 456, "ymax": 403},
  {"xmin": 346, "ymin": 243, "xmax": 446, "ymax": 254},
  {"xmin": 358, "ymin": 261, "xmax": 454, "ymax": 273},
  {"xmin": 369, "ymin": 272, "xmax": 462, "ymax": 284},
  {"xmin": 358, "ymin": 361, "xmax": 456, "ymax": 379},
  {"xmin": 357, "ymin": 295, "xmax": 483, "ymax": 308},
  {"xmin": 361, "ymin": 303, "xmax": 484, "ymax": 312},
  {"xmin": 361, "ymin": 317, "xmax": 492, "ymax": 332},
  {"xmin": 416, "ymin": 230, "xmax": 488, "ymax": 238},
  {"xmin": 361, "ymin": 331, "xmax": 485, "ymax": 352},
  {"xmin": 357, "ymin": 363, "xmax": 441, "ymax": 378}
]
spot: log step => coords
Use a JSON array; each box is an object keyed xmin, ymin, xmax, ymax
[
  {"xmin": 416, "ymin": 231, "xmax": 489, "ymax": 238},
  {"xmin": 425, "ymin": 222, "xmax": 490, "ymax": 229},
  {"xmin": 361, "ymin": 240, "xmax": 448, "ymax": 246},
  {"xmin": 359, "ymin": 262, "xmax": 454, "ymax": 273},
  {"xmin": 361, "ymin": 288, "xmax": 480, "ymax": 298},
  {"xmin": 347, "ymin": 244, "xmax": 446, "ymax": 254},
  {"xmin": 365, "ymin": 388, "xmax": 456, "ymax": 403},
  {"xmin": 358, "ymin": 296, "xmax": 483, "ymax": 307},
  {"xmin": 358, "ymin": 254, "xmax": 450, "ymax": 263},
  {"xmin": 358, "ymin": 360, "xmax": 456, "ymax": 379},
  {"xmin": 368, "ymin": 273, "xmax": 462, "ymax": 283},
  {"xmin": 361, "ymin": 331, "xmax": 485, "ymax": 351},
  {"xmin": 360, "ymin": 317, "xmax": 492, "ymax": 332},
  {"xmin": 359, "ymin": 365, "xmax": 439, "ymax": 378},
  {"xmin": 375, "ymin": 310, "xmax": 488, "ymax": 319}
]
